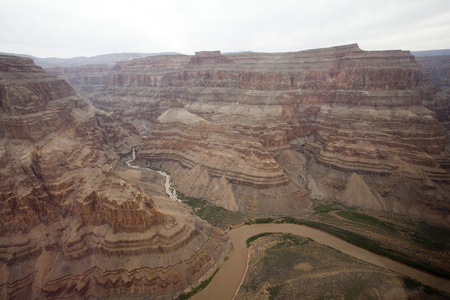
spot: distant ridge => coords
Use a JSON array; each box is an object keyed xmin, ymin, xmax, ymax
[
  {"xmin": 0, "ymin": 52, "xmax": 182, "ymax": 68},
  {"xmin": 412, "ymin": 49, "xmax": 450, "ymax": 57},
  {"xmin": 3, "ymin": 47, "xmax": 449, "ymax": 68}
]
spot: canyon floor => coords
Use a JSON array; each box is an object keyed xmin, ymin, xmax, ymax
[
  {"xmin": 2, "ymin": 44, "xmax": 450, "ymax": 299},
  {"xmin": 114, "ymin": 152, "xmax": 450, "ymax": 299},
  {"xmin": 174, "ymin": 177, "xmax": 450, "ymax": 299},
  {"xmin": 238, "ymin": 233, "xmax": 448, "ymax": 300}
]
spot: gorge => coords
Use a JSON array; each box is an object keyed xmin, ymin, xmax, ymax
[
  {"xmin": 48, "ymin": 43, "xmax": 450, "ymax": 226},
  {"xmin": 0, "ymin": 55, "xmax": 228, "ymax": 299},
  {"xmin": 1, "ymin": 43, "xmax": 449, "ymax": 299}
]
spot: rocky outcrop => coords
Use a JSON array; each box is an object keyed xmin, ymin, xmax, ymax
[
  {"xmin": 49, "ymin": 44, "xmax": 450, "ymax": 227},
  {"xmin": 137, "ymin": 108, "xmax": 309, "ymax": 214},
  {"xmin": 0, "ymin": 55, "xmax": 228, "ymax": 299},
  {"xmin": 417, "ymin": 55, "xmax": 450, "ymax": 153}
]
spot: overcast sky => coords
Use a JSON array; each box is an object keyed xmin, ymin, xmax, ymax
[{"xmin": 1, "ymin": 0, "xmax": 450, "ymax": 58}]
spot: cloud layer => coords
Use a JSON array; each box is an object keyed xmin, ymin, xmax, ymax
[{"xmin": 1, "ymin": 0, "xmax": 449, "ymax": 58}]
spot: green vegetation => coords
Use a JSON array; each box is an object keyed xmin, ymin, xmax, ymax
[
  {"xmin": 241, "ymin": 233, "xmax": 395, "ymax": 299},
  {"xmin": 176, "ymin": 268, "xmax": 219, "ymax": 300},
  {"xmin": 178, "ymin": 189, "xmax": 449, "ymax": 280},
  {"xmin": 245, "ymin": 215, "xmax": 450, "ymax": 279},
  {"xmin": 146, "ymin": 160, "xmax": 163, "ymax": 172},
  {"xmin": 246, "ymin": 217, "xmax": 275, "ymax": 225},
  {"xmin": 401, "ymin": 276, "xmax": 442, "ymax": 296},
  {"xmin": 313, "ymin": 204, "xmax": 339, "ymax": 214},
  {"xmin": 177, "ymin": 192, "xmax": 246, "ymax": 229},
  {"xmin": 238, "ymin": 233, "xmax": 448, "ymax": 300},
  {"xmin": 336, "ymin": 211, "xmax": 397, "ymax": 233},
  {"xmin": 267, "ymin": 285, "xmax": 282, "ymax": 300},
  {"xmin": 277, "ymin": 216, "xmax": 323, "ymax": 229},
  {"xmin": 312, "ymin": 200, "xmax": 354, "ymax": 214},
  {"xmin": 407, "ymin": 222, "xmax": 450, "ymax": 251},
  {"xmin": 419, "ymin": 221, "xmax": 450, "ymax": 240},
  {"xmin": 403, "ymin": 276, "xmax": 426, "ymax": 291},
  {"xmin": 246, "ymin": 232, "xmax": 274, "ymax": 247}
]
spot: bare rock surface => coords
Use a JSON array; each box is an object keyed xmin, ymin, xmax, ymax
[
  {"xmin": 417, "ymin": 55, "xmax": 450, "ymax": 151},
  {"xmin": 137, "ymin": 107, "xmax": 309, "ymax": 214},
  {"xmin": 0, "ymin": 55, "xmax": 228, "ymax": 299},
  {"xmin": 47, "ymin": 44, "xmax": 450, "ymax": 227}
]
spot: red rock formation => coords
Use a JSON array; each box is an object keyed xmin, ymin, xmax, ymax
[
  {"xmin": 417, "ymin": 55, "xmax": 450, "ymax": 151},
  {"xmin": 0, "ymin": 55, "xmax": 229, "ymax": 299},
  {"xmin": 138, "ymin": 108, "xmax": 309, "ymax": 214},
  {"xmin": 48, "ymin": 44, "xmax": 450, "ymax": 227}
]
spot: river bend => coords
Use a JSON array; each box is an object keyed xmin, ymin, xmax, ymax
[
  {"xmin": 193, "ymin": 223, "xmax": 450, "ymax": 300},
  {"xmin": 125, "ymin": 148, "xmax": 450, "ymax": 298}
]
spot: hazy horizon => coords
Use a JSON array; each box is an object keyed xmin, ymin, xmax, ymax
[{"xmin": 1, "ymin": 0, "xmax": 449, "ymax": 58}]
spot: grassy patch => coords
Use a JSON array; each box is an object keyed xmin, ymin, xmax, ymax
[
  {"xmin": 336, "ymin": 211, "xmax": 397, "ymax": 233},
  {"xmin": 258, "ymin": 215, "xmax": 450, "ymax": 279},
  {"xmin": 267, "ymin": 285, "xmax": 282, "ymax": 300},
  {"xmin": 255, "ymin": 217, "xmax": 275, "ymax": 224},
  {"xmin": 145, "ymin": 160, "xmax": 164, "ymax": 172},
  {"xmin": 238, "ymin": 233, "xmax": 449, "ymax": 300},
  {"xmin": 246, "ymin": 217, "xmax": 276, "ymax": 225},
  {"xmin": 402, "ymin": 276, "xmax": 439, "ymax": 295},
  {"xmin": 177, "ymin": 192, "xmax": 246, "ymax": 229},
  {"xmin": 280, "ymin": 234, "xmax": 306, "ymax": 245},
  {"xmin": 316, "ymin": 226, "xmax": 449, "ymax": 278},
  {"xmin": 246, "ymin": 233, "xmax": 274, "ymax": 247},
  {"xmin": 419, "ymin": 222, "xmax": 450, "ymax": 240},
  {"xmin": 407, "ymin": 222, "xmax": 450, "ymax": 251},
  {"xmin": 313, "ymin": 204, "xmax": 340, "ymax": 214},
  {"xmin": 278, "ymin": 217, "xmax": 324, "ymax": 230},
  {"xmin": 176, "ymin": 268, "xmax": 219, "ymax": 300}
]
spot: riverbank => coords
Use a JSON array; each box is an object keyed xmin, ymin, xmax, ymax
[
  {"xmin": 192, "ymin": 223, "xmax": 450, "ymax": 300},
  {"xmin": 124, "ymin": 149, "xmax": 450, "ymax": 299}
]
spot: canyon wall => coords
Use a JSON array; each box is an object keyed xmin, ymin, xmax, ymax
[
  {"xmin": 47, "ymin": 44, "xmax": 450, "ymax": 227},
  {"xmin": 417, "ymin": 55, "xmax": 450, "ymax": 149},
  {"xmin": 0, "ymin": 55, "xmax": 228, "ymax": 299}
]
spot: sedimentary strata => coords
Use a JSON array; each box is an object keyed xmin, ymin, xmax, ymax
[
  {"xmin": 417, "ymin": 55, "xmax": 450, "ymax": 150},
  {"xmin": 137, "ymin": 107, "xmax": 309, "ymax": 214},
  {"xmin": 47, "ymin": 44, "xmax": 450, "ymax": 227},
  {"xmin": 0, "ymin": 55, "xmax": 228, "ymax": 299}
]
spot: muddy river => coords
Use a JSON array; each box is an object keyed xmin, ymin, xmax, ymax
[
  {"xmin": 125, "ymin": 147, "xmax": 449, "ymax": 299},
  {"xmin": 192, "ymin": 223, "xmax": 450, "ymax": 300}
]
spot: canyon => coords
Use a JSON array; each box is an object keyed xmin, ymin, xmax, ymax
[
  {"xmin": 0, "ymin": 55, "xmax": 228, "ymax": 299},
  {"xmin": 48, "ymin": 44, "xmax": 450, "ymax": 227},
  {"xmin": 0, "ymin": 43, "xmax": 449, "ymax": 299}
]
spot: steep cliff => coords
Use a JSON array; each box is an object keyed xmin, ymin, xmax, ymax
[
  {"xmin": 47, "ymin": 44, "xmax": 450, "ymax": 227},
  {"xmin": 0, "ymin": 55, "xmax": 228, "ymax": 299},
  {"xmin": 137, "ymin": 107, "xmax": 309, "ymax": 214},
  {"xmin": 417, "ymin": 55, "xmax": 450, "ymax": 151}
]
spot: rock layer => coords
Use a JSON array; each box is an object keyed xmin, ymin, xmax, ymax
[
  {"xmin": 48, "ymin": 45, "xmax": 450, "ymax": 227},
  {"xmin": 0, "ymin": 55, "xmax": 228, "ymax": 299},
  {"xmin": 137, "ymin": 108, "xmax": 309, "ymax": 214},
  {"xmin": 417, "ymin": 55, "xmax": 450, "ymax": 151}
]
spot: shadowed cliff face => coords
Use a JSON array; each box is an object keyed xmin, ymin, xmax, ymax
[
  {"xmin": 0, "ymin": 55, "xmax": 228, "ymax": 299},
  {"xmin": 47, "ymin": 44, "xmax": 450, "ymax": 227},
  {"xmin": 417, "ymin": 55, "xmax": 450, "ymax": 150}
]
